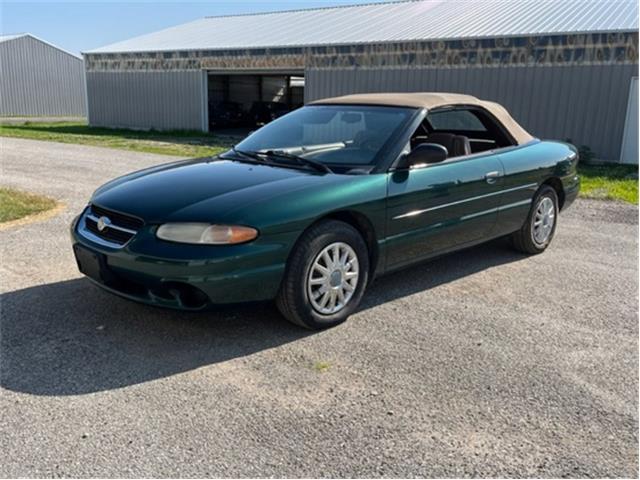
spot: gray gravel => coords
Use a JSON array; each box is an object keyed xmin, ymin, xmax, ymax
[{"xmin": 1, "ymin": 137, "xmax": 638, "ymax": 478}]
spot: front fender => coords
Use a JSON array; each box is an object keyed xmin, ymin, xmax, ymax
[{"xmin": 222, "ymin": 173, "xmax": 390, "ymax": 237}]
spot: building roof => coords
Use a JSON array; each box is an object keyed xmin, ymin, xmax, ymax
[
  {"xmin": 311, "ymin": 92, "xmax": 534, "ymax": 144},
  {"xmin": 0, "ymin": 33, "xmax": 27, "ymax": 43},
  {"xmin": 0, "ymin": 33, "xmax": 82, "ymax": 59},
  {"xmin": 87, "ymin": 0, "xmax": 638, "ymax": 54}
]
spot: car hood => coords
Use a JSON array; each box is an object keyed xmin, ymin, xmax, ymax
[{"xmin": 91, "ymin": 158, "xmax": 344, "ymax": 224}]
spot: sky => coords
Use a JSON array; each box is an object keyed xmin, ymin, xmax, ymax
[{"xmin": 1, "ymin": 0, "xmax": 394, "ymax": 55}]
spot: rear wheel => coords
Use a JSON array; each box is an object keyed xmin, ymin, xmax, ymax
[
  {"xmin": 511, "ymin": 185, "xmax": 559, "ymax": 254},
  {"xmin": 276, "ymin": 220, "xmax": 369, "ymax": 329}
]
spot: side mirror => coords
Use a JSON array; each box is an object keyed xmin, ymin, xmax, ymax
[{"xmin": 400, "ymin": 143, "xmax": 448, "ymax": 169}]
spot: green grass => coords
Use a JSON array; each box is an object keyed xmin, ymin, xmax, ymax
[
  {"xmin": 0, "ymin": 121, "xmax": 235, "ymax": 157},
  {"xmin": 0, "ymin": 188, "xmax": 58, "ymax": 223},
  {"xmin": 312, "ymin": 361, "xmax": 331, "ymax": 373},
  {"xmin": 578, "ymin": 164, "xmax": 638, "ymax": 204}
]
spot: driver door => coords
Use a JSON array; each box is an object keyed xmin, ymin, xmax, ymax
[{"xmin": 385, "ymin": 152, "xmax": 505, "ymax": 270}]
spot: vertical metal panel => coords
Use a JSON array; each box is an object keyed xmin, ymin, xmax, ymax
[
  {"xmin": 599, "ymin": 66, "xmax": 624, "ymax": 151},
  {"xmin": 86, "ymin": 70, "xmax": 204, "ymax": 131},
  {"xmin": 620, "ymin": 77, "xmax": 638, "ymax": 164},
  {"xmin": 0, "ymin": 35, "xmax": 86, "ymax": 116},
  {"xmin": 581, "ymin": 64, "xmax": 605, "ymax": 144},
  {"xmin": 607, "ymin": 68, "xmax": 637, "ymax": 159},
  {"xmin": 200, "ymin": 70, "xmax": 208, "ymax": 132},
  {"xmin": 305, "ymin": 64, "xmax": 637, "ymax": 160}
]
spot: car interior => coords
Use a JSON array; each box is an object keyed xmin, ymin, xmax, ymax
[
  {"xmin": 410, "ymin": 107, "xmax": 516, "ymax": 159},
  {"xmin": 236, "ymin": 105, "xmax": 518, "ymax": 175},
  {"xmin": 303, "ymin": 107, "xmax": 517, "ymax": 174}
]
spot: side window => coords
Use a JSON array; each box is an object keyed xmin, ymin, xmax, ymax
[
  {"xmin": 427, "ymin": 110, "xmax": 487, "ymax": 131},
  {"xmin": 417, "ymin": 107, "xmax": 515, "ymax": 154}
]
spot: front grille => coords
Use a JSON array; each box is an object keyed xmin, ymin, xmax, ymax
[
  {"xmin": 82, "ymin": 204, "xmax": 144, "ymax": 246},
  {"xmin": 91, "ymin": 204, "xmax": 143, "ymax": 230}
]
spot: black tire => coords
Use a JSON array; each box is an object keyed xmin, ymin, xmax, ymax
[
  {"xmin": 276, "ymin": 220, "xmax": 369, "ymax": 329},
  {"xmin": 511, "ymin": 185, "xmax": 559, "ymax": 254}
]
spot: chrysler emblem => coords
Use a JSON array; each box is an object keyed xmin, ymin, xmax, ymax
[{"xmin": 97, "ymin": 216, "xmax": 111, "ymax": 232}]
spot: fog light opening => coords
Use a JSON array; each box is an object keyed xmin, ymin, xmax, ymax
[{"xmin": 158, "ymin": 282, "xmax": 209, "ymax": 309}]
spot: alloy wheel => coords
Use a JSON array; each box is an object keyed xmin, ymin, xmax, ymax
[
  {"xmin": 533, "ymin": 196, "xmax": 555, "ymax": 245},
  {"xmin": 307, "ymin": 242, "xmax": 360, "ymax": 315}
]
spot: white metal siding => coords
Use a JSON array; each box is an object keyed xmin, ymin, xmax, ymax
[
  {"xmin": 0, "ymin": 35, "xmax": 86, "ymax": 116},
  {"xmin": 305, "ymin": 64, "xmax": 637, "ymax": 161},
  {"xmin": 620, "ymin": 77, "xmax": 638, "ymax": 164},
  {"xmin": 86, "ymin": 70, "xmax": 205, "ymax": 131}
]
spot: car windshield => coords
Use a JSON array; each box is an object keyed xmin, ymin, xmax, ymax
[{"xmin": 234, "ymin": 105, "xmax": 415, "ymax": 167}]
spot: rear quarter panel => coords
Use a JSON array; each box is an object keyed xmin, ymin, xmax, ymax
[{"xmin": 496, "ymin": 140, "xmax": 579, "ymax": 235}]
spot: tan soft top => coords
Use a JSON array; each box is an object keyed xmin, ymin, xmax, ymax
[{"xmin": 311, "ymin": 92, "xmax": 534, "ymax": 145}]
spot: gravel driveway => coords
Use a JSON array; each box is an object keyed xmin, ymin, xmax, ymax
[{"xmin": 1, "ymin": 137, "xmax": 638, "ymax": 478}]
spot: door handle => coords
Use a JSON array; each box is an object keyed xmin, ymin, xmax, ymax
[{"xmin": 484, "ymin": 171, "xmax": 501, "ymax": 184}]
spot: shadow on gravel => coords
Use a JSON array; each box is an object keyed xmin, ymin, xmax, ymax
[
  {"xmin": 0, "ymin": 281, "xmax": 308, "ymax": 396},
  {"xmin": 1, "ymin": 238, "xmax": 525, "ymax": 396},
  {"xmin": 362, "ymin": 237, "xmax": 526, "ymax": 309}
]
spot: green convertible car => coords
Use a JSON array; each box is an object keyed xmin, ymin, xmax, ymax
[{"xmin": 72, "ymin": 93, "xmax": 580, "ymax": 329}]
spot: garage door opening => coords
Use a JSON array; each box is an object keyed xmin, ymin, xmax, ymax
[{"xmin": 207, "ymin": 73, "xmax": 304, "ymax": 132}]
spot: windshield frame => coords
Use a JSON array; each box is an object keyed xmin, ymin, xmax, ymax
[{"xmin": 233, "ymin": 104, "xmax": 422, "ymax": 174}]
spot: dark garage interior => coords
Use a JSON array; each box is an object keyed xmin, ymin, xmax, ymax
[{"xmin": 207, "ymin": 73, "xmax": 304, "ymax": 131}]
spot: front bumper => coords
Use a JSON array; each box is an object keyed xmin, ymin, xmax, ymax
[{"xmin": 71, "ymin": 210, "xmax": 293, "ymax": 310}]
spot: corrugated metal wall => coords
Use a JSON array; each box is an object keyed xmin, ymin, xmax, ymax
[
  {"xmin": 305, "ymin": 65, "xmax": 637, "ymax": 161},
  {"xmin": 0, "ymin": 35, "xmax": 86, "ymax": 116},
  {"xmin": 86, "ymin": 70, "xmax": 205, "ymax": 131}
]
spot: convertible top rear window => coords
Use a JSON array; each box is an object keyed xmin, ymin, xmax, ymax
[
  {"xmin": 419, "ymin": 106, "xmax": 516, "ymax": 151},
  {"xmin": 428, "ymin": 109, "xmax": 487, "ymax": 131},
  {"xmin": 235, "ymin": 105, "xmax": 415, "ymax": 167}
]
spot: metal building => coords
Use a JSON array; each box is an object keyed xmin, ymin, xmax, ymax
[
  {"xmin": 84, "ymin": 0, "xmax": 638, "ymax": 162},
  {"xmin": 0, "ymin": 34, "xmax": 87, "ymax": 116}
]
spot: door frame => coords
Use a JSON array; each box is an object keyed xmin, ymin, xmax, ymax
[{"xmin": 620, "ymin": 77, "xmax": 638, "ymax": 165}]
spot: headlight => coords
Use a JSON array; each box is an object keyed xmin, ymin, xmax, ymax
[{"xmin": 156, "ymin": 223, "xmax": 258, "ymax": 245}]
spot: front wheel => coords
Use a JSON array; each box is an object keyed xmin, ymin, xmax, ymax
[
  {"xmin": 511, "ymin": 185, "xmax": 559, "ymax": 254},
  {"xmin": 276, "ymin": 220, "xmax": 369, "ymax": 329}
]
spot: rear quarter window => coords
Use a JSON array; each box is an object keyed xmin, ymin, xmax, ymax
[{"xmin": 428, "ymin": 110, "xmax": 487, "ymax": 131}]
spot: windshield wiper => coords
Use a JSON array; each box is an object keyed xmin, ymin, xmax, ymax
[
  {"xmin": 263, "ymin": 150, "xmax": 332, "ymax": 174},
  {"xmin": 222, "ymin": 146, "xmax": 270, "ymax": 164},
  {"xmin": 223, "ymin": 147, "xmax": 331, "ymax": 174}
]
